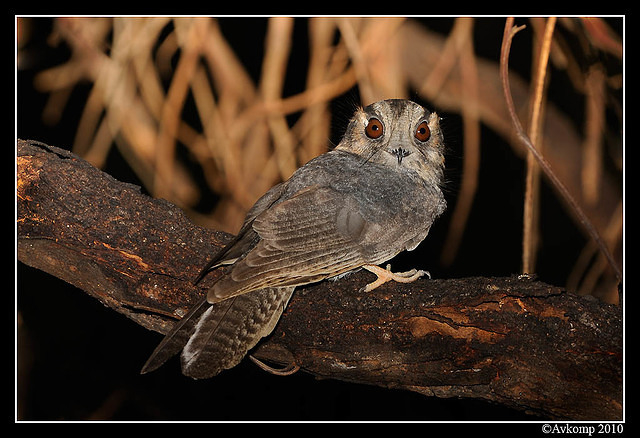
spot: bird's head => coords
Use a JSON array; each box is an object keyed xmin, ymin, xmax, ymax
[{"xmin": 335, "ymin": 99, "xmax": 445, "ymax": 188}]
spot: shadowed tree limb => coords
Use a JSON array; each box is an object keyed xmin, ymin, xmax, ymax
[{"xmin": 17, "ymin": 139, "xmax": 622, "ymax": 420}]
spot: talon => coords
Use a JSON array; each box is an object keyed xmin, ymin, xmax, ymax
[
  {"xmin": 362, "ymin": 264, "xmax": 430, "ymax": 292},
  {"xmin": 249, "ymin": 355, "xmax": 300, "ymax": 376}
]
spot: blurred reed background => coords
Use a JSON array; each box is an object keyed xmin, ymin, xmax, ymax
[{"xmin": 17, "ymin": 16, "xmax": 622, "ymax": 301}]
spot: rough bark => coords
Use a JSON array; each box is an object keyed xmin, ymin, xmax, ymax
[{"xmin": 16, "ymin": 139, "xmax": 622, "ymax": 420}]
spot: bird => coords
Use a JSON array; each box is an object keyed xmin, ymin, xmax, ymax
[{"xmin": 140, "ymin": 98, "xmax": 447, "ymax": 379}]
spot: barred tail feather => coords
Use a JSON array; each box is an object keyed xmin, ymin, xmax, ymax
[
  {"xmin": 142, "ymin": 287, "xmax": 295, "ymax": 379},
  {"xmin": 180, "ymin": 287, "xmax": 295, "ymax": 379},
  {"xmin": 140, "ymin": 298, "xmax": 210, "ymax": 375}
]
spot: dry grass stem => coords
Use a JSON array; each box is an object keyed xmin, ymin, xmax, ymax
[
  {"xmin": 260, "ymin": 18, "xmax": 297, "ymax": 181},
  {"xmin": 440, "ymin": 18, "xmax": 481, "ymax": 266},
  {"xmin": 567, "ymin": 201, "xmax": 622, "ymax": 301},
  {"xmin": 418, "ymin": 17, "xmax": 474, "ymax": 100},
  {"xmin": 501, "ymin": 17, "xmax": 621, "ymax": 283},
  {"xmin": 337, "ymin": 18, "xmax": 375, "ymax": 105},
  {"xmin": 582, "ymin": 66, "xmax": 606, "ymax": 206},
  {"xmin": 522, "ymin": 17, "xmax": 556, "ymax": 275}
]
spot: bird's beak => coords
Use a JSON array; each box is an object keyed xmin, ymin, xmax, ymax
[{"xmin": 390, "ymin": 148, "xmax": 411, "ymax": 164}]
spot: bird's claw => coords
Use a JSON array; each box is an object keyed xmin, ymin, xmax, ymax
[{"xmin": 361, "ymin": 264, "xmax": 430, "ymax": 292}]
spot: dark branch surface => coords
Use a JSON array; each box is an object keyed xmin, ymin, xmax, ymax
[{"xmin": 17, "ymin": 139, "xmax": 622, "ymax": 420}]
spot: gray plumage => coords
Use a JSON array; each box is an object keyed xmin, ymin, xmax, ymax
[{"xmin": 141, "ymin": 99, "xmax": 447, "ymax": 379}]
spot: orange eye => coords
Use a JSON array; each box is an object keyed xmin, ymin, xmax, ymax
[
  {"xmin": 365, "ymin": 118, "xmax": 384, "ymax": 139},
  {"xmin": 415, "ymin": 121, "xmax": 431, "ymax": 142}
]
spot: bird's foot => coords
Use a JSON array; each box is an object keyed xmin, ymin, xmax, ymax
[
  {"xmin": 361, "ymin": 264, "xmax": 430, "ymax": 292},
  {"xmin": 249, "ymin": 355, "xmax": 300, "ymax": 376}
]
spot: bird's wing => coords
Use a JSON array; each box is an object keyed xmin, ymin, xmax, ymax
[
  {"xmin": 207, "ymin": 184, "xmax": 393, "ymax": 303},
  {"xmin": 194, "ymin": 182, "xmax": 287, "ymax": 283}
]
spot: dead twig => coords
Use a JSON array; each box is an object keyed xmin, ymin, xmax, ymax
[
  {"xmin": 522, "ymin": 17, "xmax": 556, "ymax": 274},
  {"xmin": 500, "ymin": 18, "xmax": 621, "ymax": 282}
]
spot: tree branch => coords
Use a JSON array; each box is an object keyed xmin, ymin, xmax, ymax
[{"xmin": 17, "ymin": 139, "xmax": 622, "ymax": 420}]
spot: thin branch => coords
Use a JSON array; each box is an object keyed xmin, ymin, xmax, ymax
[
  {"xmin": 440, "ymin": 18, "xmax": 481, "ymax": 266},
  {"xmin": 260, "ymin": 17, "xmax": 298, "ymax": 180},
  {"xmin": 522, "ymin": 17, "xmax": 556, "ymax": 274},
  {"xmin": 582, "ymin": 65, "xmax": 607, "ymax": 205},
  {"xmin": 500, "ymin": 18, "xmax": 621, "ymax": 281},
  {"xmin": 337, "ymin": 18, "xmax": 375, "ymax": 104}
]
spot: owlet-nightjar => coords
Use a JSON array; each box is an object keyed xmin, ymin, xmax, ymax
[{"xmin": 141, "ymin": 99, "xmax": 447, "ymax": 379}]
